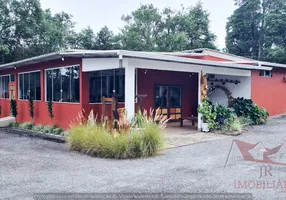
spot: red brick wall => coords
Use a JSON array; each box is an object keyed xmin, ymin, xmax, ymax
[
  {"xmin": 251, "ymin": 68, "xmax": 286, "ymax": 116},
  {"xmin": 0, "ymin": 58, "xmax": 82, "ymax": 129}
]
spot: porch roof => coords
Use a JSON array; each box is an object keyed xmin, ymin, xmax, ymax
[{"xmin": 0, "ymin": 49, "xmax": 272, "ymax": 71}]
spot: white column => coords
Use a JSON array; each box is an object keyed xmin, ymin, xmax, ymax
[
  {"xmin": 125, "ymin": 64, "xmax": 135, "ymax": 120},
  {"xmin": 197, "ymin": 71, "xmax": 202, "ymax": 131}
]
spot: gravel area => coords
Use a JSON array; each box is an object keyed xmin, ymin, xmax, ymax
[{"xmin": 1, "ymin": 117, "xmax": 286, "ymax": 200}]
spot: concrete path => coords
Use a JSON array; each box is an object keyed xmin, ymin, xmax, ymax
[{"xmin": 1, "ymin": 117, "xmax": 286, "ymax": 200}]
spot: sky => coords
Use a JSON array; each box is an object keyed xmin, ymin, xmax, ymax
[{"xmin": 41, "ymin": 0, "xmax": 237, "ymax": 49}]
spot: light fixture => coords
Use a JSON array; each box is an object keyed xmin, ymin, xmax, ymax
[
  {"xmin": 61, "ymin": 57, "xmax": 65, "ymax": 61},
  {"xmin": 14, "ymin": 66, "xmax": 16, "ymax": 69},
  {"xmin": 144, "ymin": 69, "xmax": 147, "ymax": 74}
]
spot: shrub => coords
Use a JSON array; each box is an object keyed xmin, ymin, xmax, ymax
[
  {"xmin": 68, "ymin": 110, "xmax": 164, "ymax": 159},
  {"xmin": 32, "ymin": 125, "xmax": 44, "ymax": 132},
  {"xmin": 10, "ymin": 99, "xmax": 18, "ymax": 118},
  {"xmin": 214, "ymin": 104, "xmax": 236, "ymax": 127},
  {"xmin": 28, "ymin": 97, "xmax": 34, "ymax": 121},
  {"xmin": 222, "ymin": 118, "xmax": 243, "ymax": 132},
  {"xmin": 197, "ymin": 99, "xmax": 218, "ymax": 130},
  {"xmin": 42, "ymin": 126, "xmax": 54, "ymax": 134},
  {"xmin": 230, "ymin": 97, "xmax": 269, "ymax": 125},
  {"xmin": 53, "ymin": 127, "xmax": 64, "ymax": 135},
  {"xmin": 47, "ymin": 100, "xmax": 54, "ymax": 123},
  {"xmin": 9, "ymin": 122, "xmax": 19, "ymax": 128},
  {"xmin": 19, "ymin": 122, "xmax": 34, "ymax": 130}
]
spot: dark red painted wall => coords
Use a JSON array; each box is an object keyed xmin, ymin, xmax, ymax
[
  {"xmin": 136, "ymin": 69, "xmax": 198, "ymax": 117},
  {"xmin": 83, "ymin": 69, "xmax": 199, "ymax": 119},
  {"xmin": 251, "ymin": 68, "xmax": 286, "ymax": 116},
  {"xmin": 0, "ymin": 58, "xmax": 82, "ymax": 129}
]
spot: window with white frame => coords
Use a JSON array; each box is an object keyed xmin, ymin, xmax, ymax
[
  {"xmin": 45, "ymin": 65, "xmax": 80, "ymax": 103},
  {"xmin": 89, "ymin": 68, "xmax": 137, "ymax": 103},
  {"xmin": 18, "ymin": 71, "xmax": 41, "ymax": 100},
  {"xmin": 0, "ymin": 75, "xmax": 10, "ymax": 99}
]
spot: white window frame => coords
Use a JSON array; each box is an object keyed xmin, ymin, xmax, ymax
[
  {"xmin": 44, "ymin": 64, "xmax": 80, "ymax": 104},
  {"xmin": 88, "ymin": 68, "xmax": 138, "ymax": 104},
  {"xmin": 260, "ymin": 70, "xmax": 273, "ymax": 78},
  {"xmin": 18, "ymin": 70, "xmax": 41, "ymax": 101},
  {"xmin": 0, "ymin": 74, "xmax": 10, "ymax": 99}
]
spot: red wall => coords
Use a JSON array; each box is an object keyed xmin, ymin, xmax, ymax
[
  {"xmin": 0, "ymin": 58, "xmax": 83, "ymax": 129},
  {"xmin": 137, "ymin": 69, "xmax": 198, "ymax": 117},
  {"xmin": 83, "ymin": 69, "xmax": 199, "ymax": 119},
  {"xmin": 251, "ymin": 68, "xmax": 286, "ymax": 116}
]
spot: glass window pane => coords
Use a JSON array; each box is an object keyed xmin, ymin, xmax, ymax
[
  {"xmin": 29, "ymin": 73, "xmax": 35, "ymax": 100},
  {"xmin": 53, "ymin": 69, "xmax": 61, "ymax": 102},
  {"xmin": 89, "ymin": 71, "xmax": 102, "ymax": 103},
  {"xmin": 61, "ymin": 67, "xmax": 70, "ymax": 102},
  {"xmin": 19, "ymin": 74, "xmax": 23, "ymax": 99},
  {"xmin": 169, "ymin": 86, "xmax": 181, "ymax": 107},
  {"xmin": 115, "ymin": 69, "xmax": 125, "ymax": 102},
  {"xmin": 46, "ymin": 70, "xmax": 53, "ymax": 101},
  {"xmin": 71, "ymin": 66, "xmax": 80, "ymax": 102},
  {"xmin": 23, "ymin": 73, "xmax": 29, "ymax": 100},
  {"xmin": 155, "ymin": 85, "xmax": 168, "ymax": 108},
  {"xmin": 35, "ymin": 72, "xmax": 41, "ymax": 100}
]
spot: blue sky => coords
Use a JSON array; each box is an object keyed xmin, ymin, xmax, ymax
[{"xmin": 41, "ymin": 0, "xmax": 237, "ymax": 49}]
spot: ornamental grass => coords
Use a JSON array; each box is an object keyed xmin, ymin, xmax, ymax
[{"xmin": 67, "ymin": 109, "xmax": 167, "ymax": 159}]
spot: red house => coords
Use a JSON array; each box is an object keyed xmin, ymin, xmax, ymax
[{"xmin": 0, "ymin": 49, "xmax": 284, "ymax": 130}]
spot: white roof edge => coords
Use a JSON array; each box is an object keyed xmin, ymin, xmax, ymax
[
  {"xmin": 220, "ymin": 61, "xmax": 286, "ymax": 69},
  {"xmin": 119, "ymin": 50, "xmax": 272, "ymax": 71},
  {"xmin": 0, "ymin": 49, "xmax": 272, "ymax": 71}
]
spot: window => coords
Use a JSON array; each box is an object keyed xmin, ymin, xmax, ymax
[
  {"xmin": 10, "ymin": 74, "xmax": 15, "ymax": 82},
  {"xmin": 89, "ymin": 69, "xmax": 137, "ymax": 103},
  {"xmin": 18, "ymin": 71, "xmax": 41, "ymax": 100},
  {"xmin": 260, "ymin": 70, "xmax": 272, "ymax": 77},
  {"xmin": 0, "ymin": 75, "xmax": 10, "ymax": 99},
  {"xmin": 46, "ymin": 65, "xmax": 80, "ymax": 103}
]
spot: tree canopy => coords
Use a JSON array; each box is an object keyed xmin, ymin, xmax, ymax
[
  {"xmin": 0, "ymin": 0, "xmax": 217, "ymax": 64},
  {"xmin": 226, "ymin": 0, "xmax": 286, "ymax": 63}
]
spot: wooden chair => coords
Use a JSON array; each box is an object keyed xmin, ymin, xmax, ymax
[{"xmin": 101, "ymin": 97, "xmax": 118, "ymax": 122}]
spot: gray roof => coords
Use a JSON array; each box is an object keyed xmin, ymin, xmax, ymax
[{"xmin": 0, "ymin": 49, "xmax": 272, "ymax": 71}]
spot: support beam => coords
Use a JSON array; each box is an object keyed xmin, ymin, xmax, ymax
[
  {"xmin": 197, "ymin": 71, "xmax": 202, "ymax": 131},
  {"xmin": 125, "ymin": 64, "xmax": 135, "ymax": 120}
]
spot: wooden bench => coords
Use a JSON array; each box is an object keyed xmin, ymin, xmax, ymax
[{"xmin": 179, "ymin": 116, "xmax": 198, "ymax": 127}]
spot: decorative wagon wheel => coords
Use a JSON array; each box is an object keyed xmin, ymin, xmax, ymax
[{"xmin": 207, "ymin": 85, "xmax": 234, "ymax": 106}]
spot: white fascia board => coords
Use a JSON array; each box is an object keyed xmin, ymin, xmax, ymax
[
  {"xmin": 82, "ymin": 57, "xmax": 120, "ymax": 72},
  {"xmin": 120, "ymin": 50, "xmax": 271, "ymax": 71},
  {"xmin": 127, "ymin": 58, "xmax": 251, "ymax": 77}
]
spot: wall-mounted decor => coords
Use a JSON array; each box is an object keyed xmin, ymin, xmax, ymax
[
  {"xmin": 207, "ymin": 85, "xmax": 233, "ymax": 106},
  {"xmin": 207, "ymin": 76, "xmax": 241, "ymax": 85}
]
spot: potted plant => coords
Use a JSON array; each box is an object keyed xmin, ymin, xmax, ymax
[{"xmin": 197, "ymin": 99, "xmax": 217, "ymax": 132}]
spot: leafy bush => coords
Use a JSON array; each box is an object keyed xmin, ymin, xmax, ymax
[
  {"xmin": 68, "ymin": 110, "xmax": 164, "ymax": 159},
  {"xmin": 19, "ymin": 122, "xmax": 34, "ymax": 130},
  {"xmin": 197, "ymin": 99, "xmax": 218, "ymax": 130},
  {"xmin": 32, "ymin": 125, "xmax": 44, "ymax": 132},
  {"xmin": 222, "ymin": 118, "xmax": 243, "ymax": 132},
  {"xmin": 214, "ymin": 104, "xmax": 235, "ymax": 127},
  {"xmin": 42, "ymin": 126, "xmax": 54, "ymax": 134},
  {"xmin": 230, "ymin": 97, "xmax": 269, "ymax": 125},
  {"xmin": 53, "ymin": 127, "xmax": 64, "ymax": 135},
  {"xmin": 9, "ymin": 122, "xmax": 19, "ymax": 128},
  {"xmin": 10, "ymin": 99, "xmax": 18, "ymax": 118}
]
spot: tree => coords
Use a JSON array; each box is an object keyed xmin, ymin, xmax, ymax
[
  {"xmin": 226, "ymin": 0, "xmax": 286, "ymax": 63},
  {"xmin": 119, "ymin": 3, "xmax": 216, "ymax": 51}
]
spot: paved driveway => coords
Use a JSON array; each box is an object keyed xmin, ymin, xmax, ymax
[{"xmin": 1, "ymin": 117, "xmax": 286, "ymax": 200}]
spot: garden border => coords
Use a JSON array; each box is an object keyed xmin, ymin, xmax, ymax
[{"xmin": 2, "ymin": 127, "xmax": 66, "ymax": 143}]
